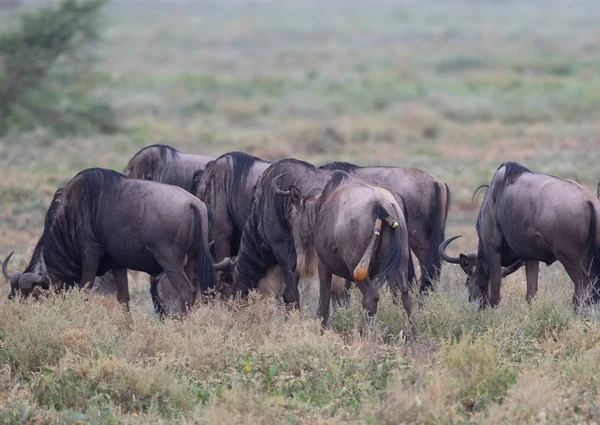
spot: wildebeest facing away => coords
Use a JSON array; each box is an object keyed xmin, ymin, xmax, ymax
[
  {"xmin": 2, "ymin": 168, "xmax": 227, "ymax": 312},
  {"xmin": 439, "ymin": 161, "xmax": 600, "ymax": 307},
  {"xmin": 320, "ymin": 162, "xmax": 450, "ymax": 293},
  {"xmin": 274, "ymin": 170, "xmax": 416, "ymax": 330}
]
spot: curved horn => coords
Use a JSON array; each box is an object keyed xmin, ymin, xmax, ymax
[
  {"xmin": 272, "ymin": 173, "xmax": 291, "ymax": 196},
  {"xmin": 439, "ymin": 235, "xmax": 463, "ymax": 264},
  {"xmin": 472, "ymin": 184, "xmax": 489, "ymax": 203},
  {"xmin": 213, "ymin": 257, "xmax": 233, "ymax": 271},
  {"xmin": 2, "ymin": 252, "xmax": 14, "ymax": 279},
  {"xmin": 501, "ymin": 259, "xmax": 524, "ymax": 278},
  {"xmin": 208, "ymin": 240, "xmax": 215, "ymax": 250},
  {"xmin": 18, "ymin": 273, "xmax": 38, "ymax": 290}
]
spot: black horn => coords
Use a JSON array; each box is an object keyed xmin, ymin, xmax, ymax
[
  {"xmin": 2, "ymin": 252, "xmax": 14, "ymax": 279},
  {"xmin": 439, "ymin": 236, "xmax": 463, "ymax": 264},
  {"xmin": 501, "ymin": 259, "xmax": 524, "ymax": 278},
  {"xmin": 272, "ymin": 173, "xmax": 291, "ymax": 196},
  {"xmin": 214, "ymin": 257, "xmax": 233, "ymax": 271}
]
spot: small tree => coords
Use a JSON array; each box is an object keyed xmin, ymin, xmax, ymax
[{"xmin": 0, "ymin": 0, "xmax": 115, "ymax": 136}]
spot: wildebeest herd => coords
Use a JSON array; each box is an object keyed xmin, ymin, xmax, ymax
[{"xmin": 3, "ymin": 144, "xmax": 600, "ymax": 333}]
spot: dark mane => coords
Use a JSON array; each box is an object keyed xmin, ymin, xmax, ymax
[
  {"xmin": 327, "ymin": 170, "xmax": 350, "ymax": 190},
  {"xmin": 123, "ymin": 144, "xmax": 195, "ymax": 190},
  {"xmin": 279, "ymin": 158, "xmax": 319, "ymax": 171},
  {"xmin": 319, "ymin": 170, "xmax": 349, "ymax": 204},
  {"xmin": 191, "ymin": 168, "xmax": 205, "ymax": 195},
  {"xmin": 500, "ymin": 161, "xmax": 530, "ymax": 185},
  {"xmin": 229, "ymin": 151, "xmax": 260, "ymax": 187},
  {"xmin": 320, "ymin": 161, "xmax": 361, "ymax": 173},
  {"xmin": 132, "ymin": 144, "xmax": 180, "ymax": 162},
  {"xmin": 26, "ymin": 168, "xmax": 125, "ymax": 282}
]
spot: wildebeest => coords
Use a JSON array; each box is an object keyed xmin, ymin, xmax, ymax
[
  {"xmin": 97, "ymin": 144, "xmax": 215, "ymax": 315},
  {"xmin": 2, "ymin": 168, "xmax": 227, "ymax": 312},
  {"xmin": 439, "ymin": 161, "xmax": 600, "ymax": 307},
  {"xmin": 195, "ymin": 151, "xmax": 273, "ymax": 274},
  {"xmin": 123, "ymin": 144, "xmax": 215, "ymax": 191},
  {"xmin": 227, "ymin": 159, "xmax": 334, "ymax": 305},
  {"xmin": 274, "ymin": 170, "xmax": 415, "ymax": 329},
  {"xmin": 320, "ymin": 162, "xmax": 450, "ymax": 293}
]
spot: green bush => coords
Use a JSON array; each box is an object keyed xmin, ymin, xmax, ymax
[{"xmin": 0, "ymin": 0, "xmax": 116, "ymax": 137}]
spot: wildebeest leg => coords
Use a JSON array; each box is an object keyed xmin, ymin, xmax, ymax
[
  {"xmin": 213, "ymin": 231, "xmax": 233, "ymax": 284},
  {"xmin": 317, "ymin": 259, "xmax": 332, "ymax": 328},
  {"xmin": 400, "ymin": 288, "xmax": 418, "ymax": 338},
  {"xmin": 149, "ymin": 274, "xmax": 166, "ymax": 318},
  {"xmin": 112, "ymin": 267, "xmax": 130, "ymax": 311},
  {"xmin": 281, "ymin": 270, "xmax": 300, "ymax": 310},
  {"xmin": 153, "ymin": 252, "xmax": 197, "ymax": 314},
  {"xmin": 272, "ymin": 245, "xmax": 300, "ymax": 308},
  {"xmin": 411, "ymin": 243, "xmax": 433, "ymax": 294},
  {"xmin": 332, "ymin": 278, "xmax": 352, "ymax": 308},
  {"xmin": 79, "ymin": 256, "xmax": 100, "ymax": 291},
  {"xmin": 183, "ymin": 248, "xmax": 199, "ymax": 296},
  {"xmin": 488, "ymin": 251, "xmax": 502, "ymax": 307},
  {"xmin": 559, "ymin": 257, "xmax": 590, "ymax": 308},
  {"xmin": 525, "ymin": 260, "xmax": 539, "ymax": 303}
]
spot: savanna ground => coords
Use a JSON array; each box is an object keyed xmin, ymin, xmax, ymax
[{"xmin": 1, "ymin": 0, "xmax": 600, "ymax": 423}]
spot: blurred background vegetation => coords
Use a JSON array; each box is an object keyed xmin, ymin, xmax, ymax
[{"xmin": 0, "ymin": 0, "xmax": 115, "ymax": 137}]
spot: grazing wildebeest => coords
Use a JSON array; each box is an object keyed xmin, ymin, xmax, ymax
[
  {"xmin": 274, "ymin": 170, "xmax": 415, "ymax": 330},
  {"xmin": 320, "ymin": 162, "xmax": 450, "ymax": 293},
  {"xmin": 2, "ymin": 168, "xmax": 227, "ymax": 313},
  {"xmin": 195, "ymin": 151, "xmax": 273, "ymax": 274},
  {"xmin": 97, "ymin": 144, "xmax": 215, "ymax": 315},
  {"xmin": 226, "ymin": 159, "xmax": 334, "ymax": 305},
  {"xmin": 439, "ymin": 161, "xmax": 600, "ymax": 308}
]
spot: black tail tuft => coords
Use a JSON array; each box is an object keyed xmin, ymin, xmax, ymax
[
  {"xmin": 373, "ymin": 203, "xmax": 403, "ymax": 288},
  {"xmin": 587, "ymin": 202, "xmax": 600, "ymax": 303},
  {"xmin": 422, "ymin": 183, "xmax": 445, "ymax": 292},
  {"xmin": 193, "ymin": 205, "xmax": 216, "ymax": 294}
]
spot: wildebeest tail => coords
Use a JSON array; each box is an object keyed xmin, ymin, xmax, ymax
[
  {"xmin": 423, "ymin": 182, "xmax": 444, "ymax": 289},
  {"xmin": 372, "ymin": 203, "xmax": 403, "ymax": 288},
  {"xmin": 192, "ymin": 204, "xmax": 216, "ymax": 294},
  {"xmin": 587, "ymin": 201, "xmax": 600, "ymax": 302}
]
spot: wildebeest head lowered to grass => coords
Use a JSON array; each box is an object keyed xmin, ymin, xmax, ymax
[
  {"xmin": 320, "ymin": 162, "xmax": 450, "ymax": 293},
  {"xmin": 440, "ymin": 161, "xmax": 600, "ymax": 308},
  {"xmin": 273, "ymin": 170, "xmax": 415, "ymax": 330},
  {"xmin": 123, "ymin": 144, "xmax": 215, "ymax": 192},
  {"xmin": 2, "ymin": 168, "xmax": 229, "ymax": 313}
]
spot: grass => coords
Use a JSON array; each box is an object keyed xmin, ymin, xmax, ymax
[{"xmin": 2, "ymin": 0, "xmax": 600, "ymax": 423}]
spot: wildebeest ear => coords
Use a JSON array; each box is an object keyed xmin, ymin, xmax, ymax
[
  {"xmin": 459, "ymin": 254, "xmax": 473, "ymax": 274},
  {"xmin": 290, "ymin": 186, "xmax": 302, "ymax": 206}
]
